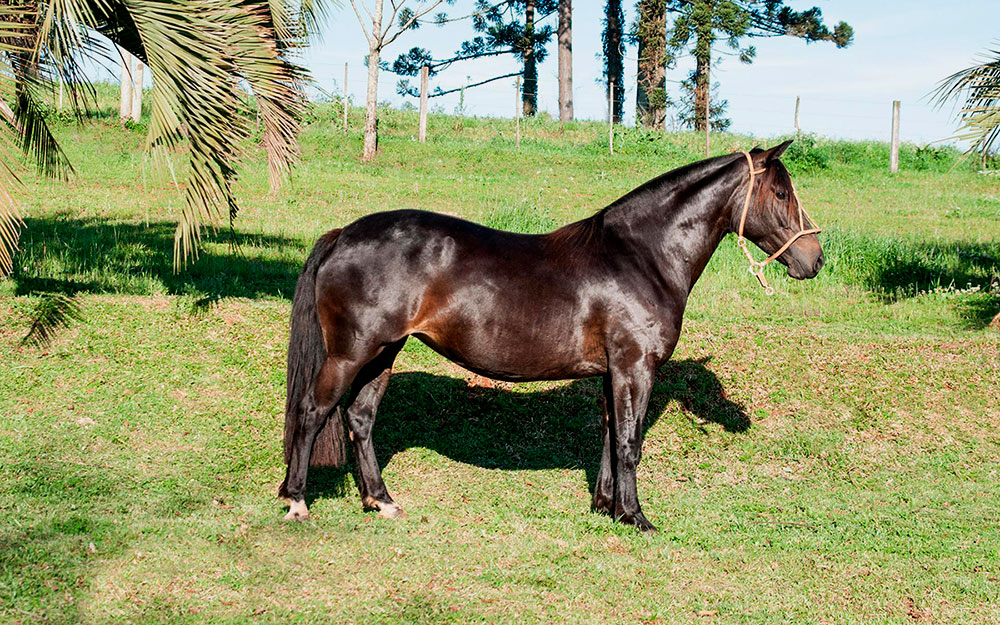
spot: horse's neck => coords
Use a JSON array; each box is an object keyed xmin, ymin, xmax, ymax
[{"xmin": 603, "ymin": 161, "xmax": 742, "ymax": 294}]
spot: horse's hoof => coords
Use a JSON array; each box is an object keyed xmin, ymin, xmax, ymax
[
  {"xmin": 283, "ymin": 500, "xmax": 310, "ymax": 521},
  {"xmin": 377, "ymin": 502, "xmax": 405, "ymax": 519},
  {"xmin": 592, "ymin": 496, "xmax": 614, "ymax": 516},
  {"xmin": 617, "ymin": 510, "xmax": 657, "ymax": 533},
  {"xmin": 632, "ymin": 515, "xmax": 658, "ymax": 533}
]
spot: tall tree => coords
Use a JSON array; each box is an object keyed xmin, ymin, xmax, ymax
[
  {"xmin": 521, "ymin": 0, "xmax": 537, "ymax": 115},
  {"xmin": 0, "ymin": 0, "xmax": 310, "ymax": 275},
  {"xmin": 390, "ymin": 1, "xmax": 556, "ymax": 114},
  {"xmin": 119, "ymin": 51, "xmax": 133, "ymax": 122},
  {"xmin": 635, "ymin": 0, "xmax": 668, "ymax": 128},
  {"xmin": 665, "ymin": 0, "xmax": 853, "ymax": 131},
  {"xmin": 603, "ymin": 0, "xmax": 625, "ymax": 123},
  {"xmin": 350, "ymin": 0, "xmax": 444, "ymax": 162},
  {"xmin": 677, "ymin": 73, "xmax": 729, "ymax": 131},
  {"xmin": 557, "ymin": 0, "xmax": 573, "ymax": 121}
]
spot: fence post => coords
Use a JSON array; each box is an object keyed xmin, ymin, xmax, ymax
[
  {"xmin": 515, "ymin": 76, "xmax": 521, "ymax": 149},
  {"xmin": 418, "ymin": 65, "xmax": 429, "ymax": 143},
  {"xmin": 704, "ymin": 81, "xmax": 710, "ymax": 157},
  {"xmin": 890, "ymin": 100, "xmax": 900, "ymax": 173},
  {"xmin": 343, "ymin": 62, "xmax": 349, "ymax": 135},
  {"xmin": 609, "ymin": 81, "xmax": 614, "ymax": 156},
  {"xmin": 795, "ymin": 95, "xmax": 801, "ymax": 139}
]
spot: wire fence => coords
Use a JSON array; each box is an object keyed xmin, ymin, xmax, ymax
[{"xmin": 304, "ymin": 55, "xmax": 964, "ymax": 147}]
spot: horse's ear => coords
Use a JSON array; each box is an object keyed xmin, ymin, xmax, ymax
[
  {"xmin": 748, "ymin": 141, "xmax": 791, "ymax": 169},
  {"xmin": 765, "ymin": 140, "xmax": 793, "ymax": 161}
]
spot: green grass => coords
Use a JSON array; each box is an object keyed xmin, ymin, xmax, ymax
[{"xmin": 1, "ymin": 99, "xmax": 999, "ymax": 624}]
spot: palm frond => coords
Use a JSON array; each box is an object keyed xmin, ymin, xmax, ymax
[
  {"xmin": 933, "ymin": 45, "xmax": 1000, "ymax": 157},
  {"xmin": 21, "ymin": 292, "xmax": 84, "ymax": 348},
  {"xmin": 233, "ymin": 0, "xmax": 307, "ymax": 190},
  {"xmin": 12, "ymin": 85, "xmax": 74, "ymax": 179},
  {"xmin": 0, "ymin": 0, "xmax": 309, "ymax": 275},
  {"xmin": 0, "ymin": 155, "xmax": 22, "ymax": 276},
  {"xmin": 0, "ymin": 8, "xmax": 34, "ymax": 274}
]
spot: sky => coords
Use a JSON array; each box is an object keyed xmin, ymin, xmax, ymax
[{"xmin": 299, "ymin": 0, "xmax": 998, "ymax": 146}]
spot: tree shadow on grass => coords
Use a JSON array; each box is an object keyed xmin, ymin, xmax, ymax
[
  {"xmin": 0, "ymin": 459, "xmax": 130, "ymax": 622},
  {"xmin": 307, "ymin": 358, "xmax": 749, "ymax": 506},
  {"xmin": 10, "ymin": 216, "xmax": 307, "ymax": 300},
  {"xmin": 829, "ymin": 234, "xmax": 1000, "ymax": 327},
  {"xmin": 873, "ymin": 241, "xmax": 1000, "ymax": 327}
]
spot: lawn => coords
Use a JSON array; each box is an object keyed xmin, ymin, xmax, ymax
[{"xmin": 1, "ymin": 101, "xmax": 999, "ymax": 624}]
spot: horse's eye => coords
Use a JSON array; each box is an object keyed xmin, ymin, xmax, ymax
[{"xmin": 775, "ymin": 189, "xmax": 787, "ymax": 201}]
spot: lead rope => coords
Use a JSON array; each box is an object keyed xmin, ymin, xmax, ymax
[{"xmin": 736, "ymin": 151, "xmax": 822, "ymax": 295}]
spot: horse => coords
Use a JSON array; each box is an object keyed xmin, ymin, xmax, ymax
[{"xmin": 278, "ymin": 141, "xmax": 823, "ymax": 532}]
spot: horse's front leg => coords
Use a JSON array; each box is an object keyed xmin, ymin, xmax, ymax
[{"xmin": 608, "ymin": 357, "xmax": 657, "ymax": 532}]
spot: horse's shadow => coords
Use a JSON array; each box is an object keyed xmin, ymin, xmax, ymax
[{"xmin": 308, "ymin": 358, "xmax": 750, "ymax": 503}]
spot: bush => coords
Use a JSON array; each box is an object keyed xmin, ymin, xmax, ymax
[{"xmin": 782, "ymin": 134, "xmax": 829, "ymax": 173}]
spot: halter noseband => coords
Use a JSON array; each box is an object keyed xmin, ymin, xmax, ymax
[{"xmin": 736, "ymin": 151, "xmax": 822, "ymax": 295}]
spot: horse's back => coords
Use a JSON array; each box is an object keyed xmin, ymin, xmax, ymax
[{"xmin": 313, "ymin": 209, "xmax": 609, "ymax": 380}]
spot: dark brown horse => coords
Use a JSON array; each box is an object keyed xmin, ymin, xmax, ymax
[{"xmin": 279, "ymin": 142, "xmax": 823, "ymax": 531}]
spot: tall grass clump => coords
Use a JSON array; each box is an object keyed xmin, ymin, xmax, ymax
[{"xmin": 820, "ymin": 228, "xmax": 1000, "ymax": 300}]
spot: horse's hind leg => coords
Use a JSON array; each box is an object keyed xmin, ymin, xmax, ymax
[
  {"xmin": 280, "ymin": 355, "xmax": 363, "ymax": 520},
  {"xmin": 593, "ymin": 373, "xmax": 615, "ymax": 515},
  {"xmin": 344, "ymin": 338, "xmax": 407, "ymax": 519}
]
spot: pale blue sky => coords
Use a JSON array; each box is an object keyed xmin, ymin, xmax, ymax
[{"xmin": 301, "ymin": 0, "xmax": 997, "ymax": 146}]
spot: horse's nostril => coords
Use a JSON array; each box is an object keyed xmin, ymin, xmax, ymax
[{"xmin": 814, "ymin": 254, "xmax": 825, "ymax": 274}]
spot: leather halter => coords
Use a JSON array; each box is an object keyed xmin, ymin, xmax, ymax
[{"xmin": 736, "ymin": 151, "xmax": 822, "ymax": 295}]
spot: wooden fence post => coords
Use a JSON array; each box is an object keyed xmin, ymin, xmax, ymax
[
  {"xmin": 515, "ymin": 76, "xmax": 521, "ymax": 149},
  {"xmin": 343, "ymin": 62, "xmax": 349, "ymax": 135},
  {"xmin": 795, "ymin": 96, "xmax": 801, "ymax": 139},
  {"xmin": 609, "ymin": 82, "xmax": 614, "ymax": 156},
  {"xmin": 418, "ymin": 65, "xmax": 429, "ymax": 143},
  {"xmin": 890, "ymin": 100, "xmax": 900, "ymax": 173},
  {"xmin": 703, "ymin": 63, "xmax": 711, "ymax": 157}
]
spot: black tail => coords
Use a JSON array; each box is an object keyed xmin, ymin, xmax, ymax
[{"xmin": 284, "ymin": 229, "xmax": 346, "ymax": 467}]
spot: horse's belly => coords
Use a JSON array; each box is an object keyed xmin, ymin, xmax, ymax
[{"xmin": 413, "ymin": 313, "xmax": 607, "ymax": 382}]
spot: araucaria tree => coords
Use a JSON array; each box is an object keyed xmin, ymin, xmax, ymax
[
  {"xmin": 557, "ymin": 0, "xmax": 572, "ymax": 121},
  {"xmin": 603, "ymin": 0, "xmax": 625, "ymax": 123},
  {"xmin": 665, "ymin": 0, "xmax": 853, "ymax": 131},
  {"xmin": 391, "ymin": 1, "xmax": 556, "ymax": 117},
  {"xmin": 349, "ymin": 0, "xmax": 445, "ymax": 162},
  {"xmin": 677, "ymin": 74, "xmax": 729, "ymax": 131},
  {"xmin": 0, "ymin": 0, "xmax": 309, "ymax": 274},
  {"xmin": 634, "ymin": 0, "xmax": 669, "ymax": 128}
]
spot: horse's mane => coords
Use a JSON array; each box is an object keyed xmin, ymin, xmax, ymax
[
  {"xmin": 544, "ymin": 152, "xmax": 745, "ymax": 257},
  {"xmin": 546, "ymin": 211, "xmax": 606, "ymax": 253}
]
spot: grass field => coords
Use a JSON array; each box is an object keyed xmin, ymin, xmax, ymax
[{"xmin": 2, "ymin": 98, "xmax": 999, "ymax": 624}]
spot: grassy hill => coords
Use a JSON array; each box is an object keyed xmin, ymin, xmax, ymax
[{"xmin": 1, "ymin": 100, "xmax": 998, "ymax": 624}]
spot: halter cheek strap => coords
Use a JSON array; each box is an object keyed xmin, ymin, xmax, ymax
[{"xmin": 737, "ymin": 151, "xmax": 822, "ymax": 295}]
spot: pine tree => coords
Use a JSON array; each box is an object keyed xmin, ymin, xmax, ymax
[
  {"xmin": 390, "ymin": 1, "xmax": 557, "ymax": 116},
  {"xmin": 603, "ymin": 0, "xmax": 625, "ymax": 123},
  {"xmin": 665, "ymin": 0, "xmax": 853, "ymax": 131}
]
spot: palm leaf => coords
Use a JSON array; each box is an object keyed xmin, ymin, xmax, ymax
[
  {"xmin": 21, "ymin": 292, "xmax": 84, "ymax": 348},
  {"xmin": 933, "ymin": 45, "xmax": 1000, "ymax": 157},
  {"xmin": 0, "ymin": 6, "xmax": 37, "ymax": 275},
  {"xmin": 0, "ymin": 0, "xmax": 311, "ymax": 276}
]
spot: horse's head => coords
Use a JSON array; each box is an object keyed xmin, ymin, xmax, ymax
[{"xmin": 736, "ymin": 141, "xmax": 824, "ymax": 282}]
